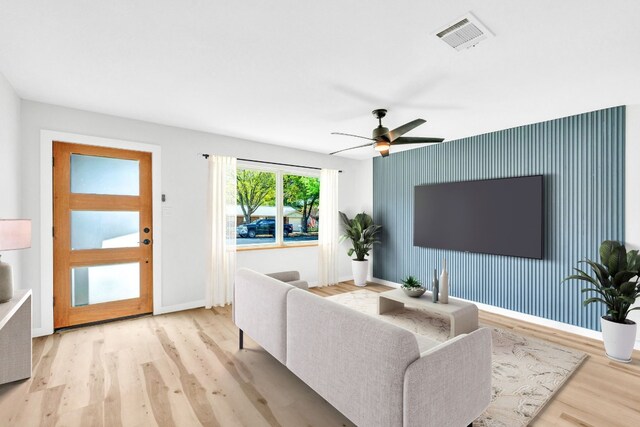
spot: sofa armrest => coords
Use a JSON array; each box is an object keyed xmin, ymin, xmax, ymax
[
  {"xmin": 266, "ymin": 271, "xmax": 301, "ymax": 283},
  {"xmin": 286, "ymin": 280, "xmax": 309, "ymax": 290},
  {"xmin": 403, "ymin": 328, "xmax": 492, "ymax": 427},
  {"xmin": 234, "ymin": 269, "xmax": 295, "ymax": 364}
]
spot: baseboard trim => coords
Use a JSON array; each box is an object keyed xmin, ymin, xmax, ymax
[
  {"xmin": 32, "ymin": 326, "xmax": 53, "ymax": 338},
  {"xmin": 372, "ymin": 277, "xmax": 640, "ymax": 350},
  {"xmin": 154, "ymin": 299, "xmax": 206, "ymax": 315}
]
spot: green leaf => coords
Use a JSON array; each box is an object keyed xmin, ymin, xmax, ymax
[
  {"xmin": 580, "ymin": 260, "xmax": 610, "ymax": 287},
  {"xmin": 583, "ymin": 297, "xmax": 608, "ymax": 306},
  {"xmin": 606, "ymin": 244, "xmax": 627, "ymax": 276},
  {"xmin": 599, "ymin": 240, "xmax": 620, "ymax": 266},
  {"xmin": 580, "ymin": 287, "xmax": 611, "ymax": 299},
  {"xmin": 565, "ymin": 268, "xmax": 601, "ymax": 288},
  {"xmin": 626, "ymin": 250, "xmax": 640, "ymax": 271},
  {"xmin": 339, "ymin": 211, "xmax": 351, "ymax": 228},
  {"xmin": 613, "ymin": 271, "xmax": 637, "ymax": 288}
]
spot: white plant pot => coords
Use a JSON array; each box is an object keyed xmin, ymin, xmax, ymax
[
  {"xmin": 351, "ymin": 260, "xmax": 369, "ymax": 287},
  {"xmin": 601, "ymin": 316, "xmax": 637, "ymax": 363}
]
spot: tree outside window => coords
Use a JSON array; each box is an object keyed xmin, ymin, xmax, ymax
[
  {"xmin": 284, "ymin": 174, "xmax": 320, "ymax": 241},
  {"xmin": 236, "ymin": 169, "xmax": 275, "ymax": 224}
]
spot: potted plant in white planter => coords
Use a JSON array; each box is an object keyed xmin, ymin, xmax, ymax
[
  {"xmin": 339, "ymin": 212, "xmax": 381, "ymax": 287},
  {"xmin": 564, "ymin": 240, "xmax": 640, "ymax": 362}
]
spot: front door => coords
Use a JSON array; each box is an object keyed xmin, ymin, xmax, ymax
[{"xmin": 53, "ymin": 141, "xmax": 153, "ymax": 328}]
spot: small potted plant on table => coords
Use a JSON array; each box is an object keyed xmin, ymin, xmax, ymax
[
  {"xmin": 401, "ymin": 275, "xmax": 426, "ymax": 298},
  {"xmin": 564, "ymin": 240, "xmax": 640, "ymax": 362}
]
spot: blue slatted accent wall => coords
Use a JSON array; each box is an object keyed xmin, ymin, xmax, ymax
[{"xmin": 373, "ymin": 106, "xmax": 625, "ymax": 331}]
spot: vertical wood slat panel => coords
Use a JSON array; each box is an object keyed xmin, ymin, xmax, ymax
[{"xmin": 372, "ymin": 106, "xmax": 625, "ymax": 331}]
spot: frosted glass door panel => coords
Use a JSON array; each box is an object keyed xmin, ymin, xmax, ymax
[
  {"xmin": 71, "ymin": 263, "xmax": 140, "ymax": 307},
  {"xmin": 71, "ymin": 211, "xmax": 139, "ymax": 250},
  {"xmin": 71, "ymin": 154, "xmax": 139, "ymax": 195}
]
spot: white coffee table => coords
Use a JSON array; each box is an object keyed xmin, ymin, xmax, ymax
[{"xmin": 377, "ymin": 288, "xmax": 478, "ymax": 338}]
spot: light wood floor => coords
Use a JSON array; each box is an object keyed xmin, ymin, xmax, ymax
[{"xmin": 0, "ymin": 282, "xmax": 638, "ymax": 426}]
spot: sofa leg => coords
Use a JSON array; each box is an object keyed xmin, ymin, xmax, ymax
[{"xmin": 239, "ymin": 329, "xmax": 244, "ymax": 350}]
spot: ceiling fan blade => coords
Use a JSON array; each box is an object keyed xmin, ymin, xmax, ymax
[
  {"xmin": 331, "ymin": 132, "xmax": 375, "ymax": 141},
  {"xmin": 329, "ymin": 142, "xmax": 374, "ymax": 155},
  {"xmin": 387, "ymin": 119, "xmax": 426, "ymax": 142},
  {"xmin": 392, "ymin": 136, "xmax": 445, "ymax": 145},
  {"xmin": 380, "ymin": 149, "xmax": 390, "ymax": 158}
]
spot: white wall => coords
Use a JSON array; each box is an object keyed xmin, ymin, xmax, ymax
[
  {"xmin": 20, "ymin": 100, "xmax": 372, "ymax": 332},
  {"xmin": 0, "ymin": 73, "xmax": 22, "ymax": 286},
  {"xmin": 625, "ymin": 105, "xmax": 640, "ymax": 343}
]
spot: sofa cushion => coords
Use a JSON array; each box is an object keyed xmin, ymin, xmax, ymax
[{"xmin": 286, "ymin": 288, "xmax": 421, "ymax": 427}]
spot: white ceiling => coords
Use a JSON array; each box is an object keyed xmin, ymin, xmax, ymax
[{"xmin": 1, "ymin": 1, "xmax": 639, "ymax": 159}]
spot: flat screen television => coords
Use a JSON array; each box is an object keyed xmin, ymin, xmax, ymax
[{"xmin": 414, "ymin": 175, "xmax": 543, "ymax": 259}]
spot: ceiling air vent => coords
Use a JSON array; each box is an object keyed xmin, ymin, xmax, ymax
[{"xmin": 435, "ymin": 13, "xmax": 492, "ymax": 51}]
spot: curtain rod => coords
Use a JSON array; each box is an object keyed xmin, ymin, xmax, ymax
[{"xmin": 201, "ymin": 154, "xmax": 342, "ymax": 173}]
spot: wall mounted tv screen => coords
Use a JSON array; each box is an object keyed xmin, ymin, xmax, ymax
[{"xmin": 414, "ymin": 175, "xmax": 543, "ymax": 259}]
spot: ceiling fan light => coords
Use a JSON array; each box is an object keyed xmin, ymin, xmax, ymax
[{"xmin": 374, "ymin": 142, "xmax": 390, "ymax": 152}]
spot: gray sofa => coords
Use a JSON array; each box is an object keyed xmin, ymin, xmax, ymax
[{"xmin": 234, "ymin": 268, "xmax": 492, "ymax": 427}]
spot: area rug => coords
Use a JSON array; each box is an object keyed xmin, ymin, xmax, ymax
[{"xmin": 326, "ymin": 290, "xmax": 587, "ymax": 427}]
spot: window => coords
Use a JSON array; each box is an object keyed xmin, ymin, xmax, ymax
[
  {"xmin": 283, "ymin": 174, "xmax": 320, "ymax": 243},
  {"xmin": 236, "ymin": 165, "xmax": 320, "ymax": 248},
  {"xmin": 236, "ymin": 169, "xmax": 276, "ymax": 246}
]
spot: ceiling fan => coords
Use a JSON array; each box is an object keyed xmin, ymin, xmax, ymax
[{"xmin": 330, "ymin": 109, "xmax": 444, "ymax": 157}]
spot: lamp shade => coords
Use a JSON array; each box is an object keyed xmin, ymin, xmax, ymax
[{"xmin": 0, "ymin": 219, "xmax": 32, "ymax": 251}]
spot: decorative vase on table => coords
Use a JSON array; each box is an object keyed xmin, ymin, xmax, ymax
[
  {"xmin": 439, "ymin": 258, "xmax": 449, "ymax": 304},
  {"xmin": 432, "ymin": 269, "xmax": 439, "ymax": 303},
  {"xmin": 351, "ymin": 260, "xmax": 369, "ymax": 287}
]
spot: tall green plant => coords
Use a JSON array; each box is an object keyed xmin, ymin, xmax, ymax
[
  {"xmin": 564, "ymin": 240, "xmax": 640, "ymax": 323},
  {"xmin": 339, "ymin": 212, "xmax": 382, "ymax": 261}
]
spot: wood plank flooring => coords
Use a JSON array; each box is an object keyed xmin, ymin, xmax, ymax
[{"xmin": 0, "ymin": 281, "xmax": 638, "ymax": 426}]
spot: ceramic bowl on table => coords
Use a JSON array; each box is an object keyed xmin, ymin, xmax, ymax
[{"xmin": 401, "ymin": 287, "xmax": 426, "ymax": 298}]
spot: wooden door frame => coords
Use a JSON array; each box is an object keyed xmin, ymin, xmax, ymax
[{"xmin": 38, "ymin": 130, "xmax": 162, "ymax": 337}]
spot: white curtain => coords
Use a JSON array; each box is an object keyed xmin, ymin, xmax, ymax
[
  {"xmin": 318, "ymin": 168, "xmax": 340, "ymax": 286},
  {"xmin": 206, "ymin": 155, "xmax": 237, "ymax": 308}
]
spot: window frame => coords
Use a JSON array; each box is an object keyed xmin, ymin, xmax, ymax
[{"xmin": 236, "ymin": 161, "xmax": 320, "ymax": 251}]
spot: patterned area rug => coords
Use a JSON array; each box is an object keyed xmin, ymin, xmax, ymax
[{"xmin": 326, "ymin": 290, "xmax": 587, "ymax": 427}]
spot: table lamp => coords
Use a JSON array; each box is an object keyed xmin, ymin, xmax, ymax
[{"xmin": 0, "ymin": 219, "xmax": 32, "ymax": 303}]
